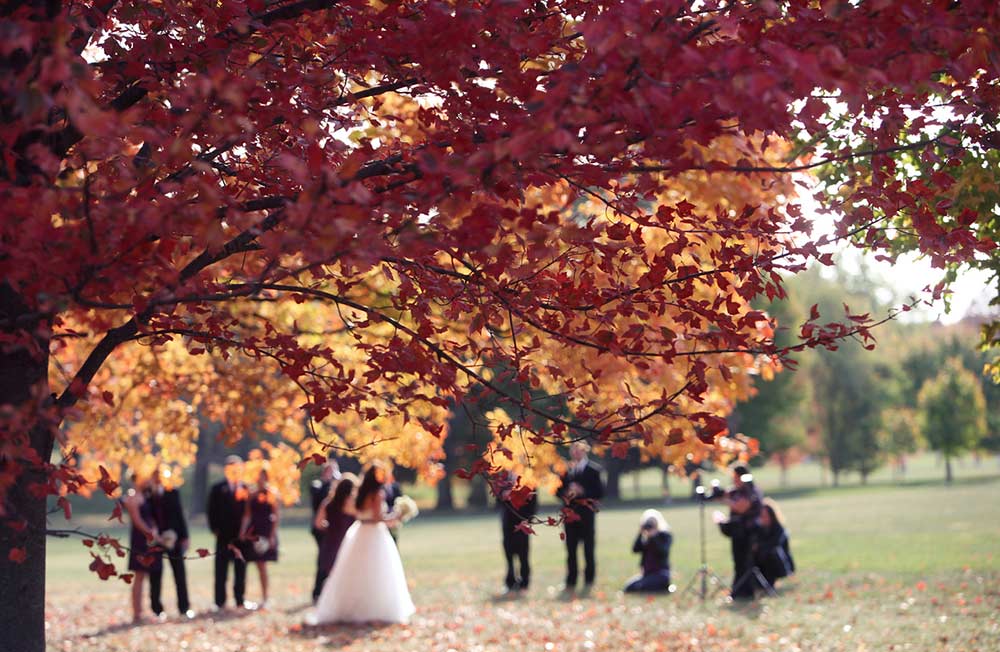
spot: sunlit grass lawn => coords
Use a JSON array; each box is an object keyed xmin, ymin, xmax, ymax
[{"xmin": 45, "ymin": 473, "xmax": 1000, "ymax": 652}]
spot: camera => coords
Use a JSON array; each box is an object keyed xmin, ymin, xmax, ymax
[{"xmin": 695, "ymin": 479, "xmax": 725, "ymax": 501}]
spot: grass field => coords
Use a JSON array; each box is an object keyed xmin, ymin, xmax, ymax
[{"xmin": 44, "ymin": 470, "xmax": 1000, "ymax": 652}]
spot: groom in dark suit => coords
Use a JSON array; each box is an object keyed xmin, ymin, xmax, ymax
[
  {"xmin": 310, "ymin": 459, "xmax": 339, "ymax": 601},
  {"xmin": 499, "ymin": 472, "xmax": 538, "ymax": 592},
  {"xmin": 207, "ymin": 455, "xmax": 248, "ymax": 610},
  {"xmin": 557, "ymin": 441, "xmax": 605, "ymax": 592},
  {"xmin": 148, "ymin": 468, "xmax": 193, "ymax": 618}
]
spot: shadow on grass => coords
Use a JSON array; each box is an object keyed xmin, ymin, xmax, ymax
[
  {"xmin": 288, "ymin": 621, "xmax": 396, "ymax": 647},
  {"xmin": 81, "ymin": 606, "xmax": 254, "ymax": 639},
  {"xmin": 282, "ymin": 600, "xmax": 314, "ymax": 615}
]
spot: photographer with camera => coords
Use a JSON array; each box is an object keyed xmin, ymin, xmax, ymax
[
  {"xmin": 624, "ymin": 510, "xmax": 673, "ymax": 593},
  {"xmin": 712, "ymin": 465, "xmax": 764, "ymax": 600}
]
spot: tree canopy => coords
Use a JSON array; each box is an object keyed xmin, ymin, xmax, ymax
[{"xmin": 2, "ymin": 2, "xmax": 999, "ymax": 649}]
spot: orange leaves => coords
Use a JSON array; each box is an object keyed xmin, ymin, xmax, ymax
[{"xmin": 243, "ymin": 442, "xmax": 302, "ymax": 506}]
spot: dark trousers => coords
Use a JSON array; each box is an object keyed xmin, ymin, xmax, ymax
[
  {"xmin": 214, "ymin": 539, "xmax": 246, "ymax": 607},
  {"xmin": 150, "ymin": 548, "xmax": 190, "ymax": 614},
  {"xmin": 313, "ymin": 567, "xmax": 330, "ymax": 602},
  {"xmin": 624, "ymin": 569, "xmax": 671, "ymax": 593},
  {"xmin": 503, "ymin": 532, "xmax": 531, "ymax": 589},
  {"xmin": 730, "ymin": 542, "xmax": 755, "ymax": 599},
  {"xmin": 564, "ymin": 522, "xmax": 596, "ymax": 587},
  {"xmin": 311, "ymin": 531, "xmax": 324, "ymax": 601}
]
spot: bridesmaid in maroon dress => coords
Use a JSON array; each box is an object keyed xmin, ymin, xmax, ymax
[
  {"xmin": 313, "ymin": 473, "xmax": 358, "ymax": 597},
  {"xmin": 240, "ymin": 469, "xmax": 280, "ymax": 608},
  {"xmin": 124, "ymin": 475, "xmax": 163, "ymax": 623}
]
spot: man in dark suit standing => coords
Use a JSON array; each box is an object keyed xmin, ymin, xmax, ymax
[
  {"xmin": 148, "ymin": 468, "xmax": 193, "ymax": 618},
  {"xmin": 557, "ymin": 441, "xmax": 605, "ymax": 593},
  {"xmin": 207, "ymin": 455, "xmax": 248, "ymax": 610},
  {"xmin": 499, "ymin": 472, "xmax": 538, "ymax": 593},
  {"xmin": 309, "ymin": 459, "xmax": 339, "ymax": 602}
]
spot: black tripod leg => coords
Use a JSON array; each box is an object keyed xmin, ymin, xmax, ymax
[
  {"xmin": 752, "ymin": 567, "xmax": 777, "ymax": 597},
  {"xmin": 731, "ymin": 566, "xmax": 776, "ymax": 599}
]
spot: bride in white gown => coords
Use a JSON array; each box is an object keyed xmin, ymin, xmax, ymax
[{"xmin": 310, "ymin": 465, "xmax": 415, "ymax": 624}]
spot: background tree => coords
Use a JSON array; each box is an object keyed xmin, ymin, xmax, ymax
[
  {"xmin": 731, "ymin": 289, "xmax": 809, "ymax": 486},
  {"xmin": 877, "ymin": 407, "xmax": 924, "ymax": 480},
  {"xmin": 917, "ymin": 358, "xmax": 988, "ymax": 484}
]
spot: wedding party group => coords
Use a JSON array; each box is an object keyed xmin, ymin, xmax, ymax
[
  {"xmin": 122, "ymin": 455, "xmax": 417, "ymax": 625},
  {"xmin": 121, "ymin": 442, "xmax": 794, "ymax": 626}
]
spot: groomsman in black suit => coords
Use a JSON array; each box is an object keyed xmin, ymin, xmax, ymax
[
  {"xmin": 499, "ymin": 472, "xmax": 538, "ymax": 593},
  {"xmin": 557, "ymin": 441, "xmax": 605, "ymax": 592},
  {"xmin": 207, "ymin": 455, "xmax": 248, "ymax": 610},
  {"xmin": 148, "ymin": 469, "xmax": 193, "ymax": 618},
  {"xmin": 310, "ymin": 460, "xmax": 339, "ymax": 601}
]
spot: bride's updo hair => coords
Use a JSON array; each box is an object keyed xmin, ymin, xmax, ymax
[{"xmin": 355, "ymin": 463, "xmax": 385, "ymax": 511}]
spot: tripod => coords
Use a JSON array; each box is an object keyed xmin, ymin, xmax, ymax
[
  {"xmin": 681, "ymin": 484, "xmax": 728, "ymax": 601},
  {"xmin": 731, "ymin": 565, "xmax": 777, "ymax": 598}
]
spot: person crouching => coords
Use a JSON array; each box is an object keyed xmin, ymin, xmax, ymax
[{"xmin": 624, "ymin": 509, "xmax": 673, "ymax": 593}]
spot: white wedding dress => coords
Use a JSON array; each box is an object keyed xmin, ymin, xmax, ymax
[{"xmin": 310, "ymin": 498, "xmax": 415, "ymax": 624}]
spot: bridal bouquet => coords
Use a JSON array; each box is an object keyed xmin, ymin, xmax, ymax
[
  {"xmin": 158, "ymin": 529, "xmax": 178, "ymax": 550},
  {"xmin": 393, "ymin": 496, "xmax": 419, "ymax": 523},
  {"xmin": 253, "ymin": 538, "xmax": 271, "ymax": 556}
]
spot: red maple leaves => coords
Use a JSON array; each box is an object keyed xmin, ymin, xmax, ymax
[{"xmin": 0, "ymin": 0, "xmax": 996, "ymax": 598}]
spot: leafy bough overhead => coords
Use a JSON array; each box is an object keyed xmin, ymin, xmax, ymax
[{"xmin": 1, "ymin": 0, "xmax": 997, "ymax": 631}]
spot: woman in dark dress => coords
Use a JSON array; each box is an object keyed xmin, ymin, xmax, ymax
[
  {"xmin": 624, "ymin": 509, "xmax": 673, "ymax": 593},
  {"xmin": 241, "ymin": 469, "xmax": 280, "ymax": 608},
  {"xmin": 752, "ymin": 499, "xmax": 795, "ymax": 587},
  {"xmin": 313, "ymin": 473, "xmax": 358, "ymax": 596},
  {"xmin": 124, "ymin": 476, "xmax": 163, "ymax": 623}
]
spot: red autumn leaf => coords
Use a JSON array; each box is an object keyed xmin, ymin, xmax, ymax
[
  {"xmin": 108, "ymin": 503, "xmax": 124, "ymax": 523},
  {"xmin": 8, "ymin": 548, "xmax": 27, "ymax": 564},
  {"xmin": 88, "ymin": 554, "xmax": 117, "ymax": 581},
  {"xmin": 507, "ymin": 484, "xmax": 535, "ymax": 510},
  {"xmin": 605, "ymin": 222, "xmax": 630, "ymax": 241},
  {"xmin": 97, "ymin": 466, "xmax": 118, "ymax": 497}
]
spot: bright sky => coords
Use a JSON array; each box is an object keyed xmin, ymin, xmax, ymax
[{"xmin": 859, "ymin": 252, "xmax": 995, "ymax": 325}]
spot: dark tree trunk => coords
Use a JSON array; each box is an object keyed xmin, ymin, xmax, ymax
[
  {"xmin": 0, "ymin": 284, "xmax": 53, "ymax": 652},
  {"xmin": 436, "ymin": 477, "xmax": 454, "ymax": 511},
  {"xmin": 467, "ymin": 475, "xmax": 489, "ymax": 508},
  {"xmin": 832, "ymin": 469, "xmax": 840, "ymax": 487},
  {"xmin": 604, "ymin": 457, "xmax": 622, "ymax": 501},
  {"xmin": 190, "ymin": 418, "xmax": 217, "ymax": 516},
  {"xmin": 945, "ymin": 455, "xmax": 953, "ymax": 484},
  {"xmin": 436, "ymin": 427, "xmax": 457, "ymax": 511}
]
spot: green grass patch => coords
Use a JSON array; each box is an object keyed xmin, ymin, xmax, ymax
[{"xmin": 44, "ymin": 476, "xmax": 1000, "ymax": 651}]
